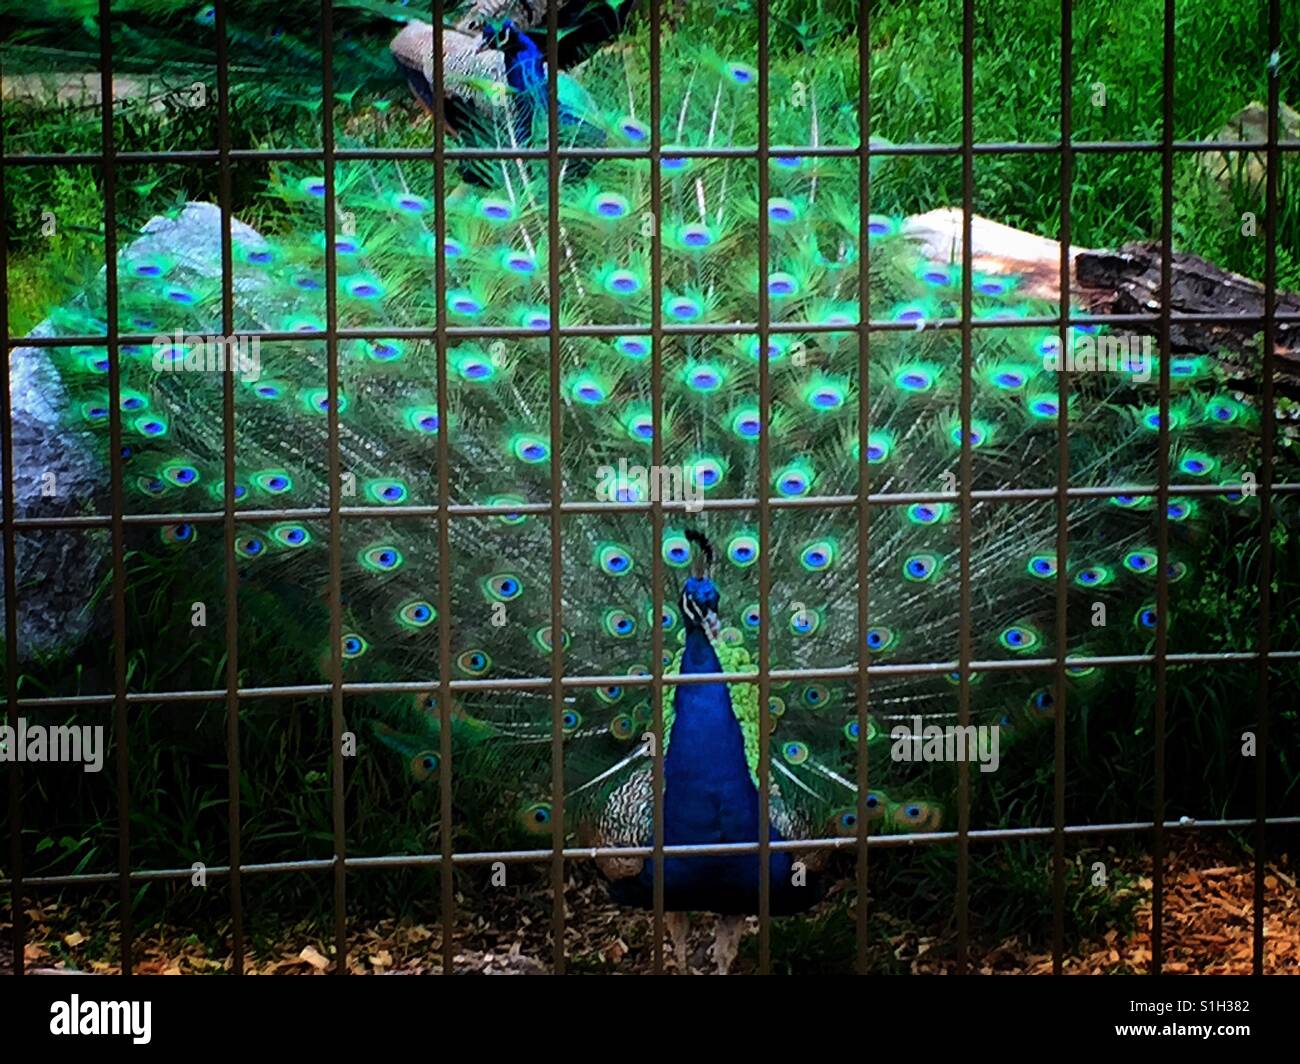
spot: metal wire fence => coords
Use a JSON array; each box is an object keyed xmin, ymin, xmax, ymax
[{"xmin": 1, "ymin": 0, "xmax": 1297, "ymax": 975}]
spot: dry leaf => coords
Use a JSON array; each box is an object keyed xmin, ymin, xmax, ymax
[
  {"xmin": 298, "ymin": 945, "xmax": 331, "ymax": 970},
  {"xmin": 63, "ymin": 931, "xmax": 85, "ymax": 947}
]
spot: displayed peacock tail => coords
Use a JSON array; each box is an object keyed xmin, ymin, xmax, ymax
[{"xmin": 17, "ymin": 23, "xmax": 1283, "ymax": 911}]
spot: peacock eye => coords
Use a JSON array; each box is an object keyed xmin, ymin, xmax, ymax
[
  {"xmin": 767, "ymin": 272, "xmax": 798, "ymax": 297},
  {"xmin": 801, "ymin": 685, "xmax": 827, "ymax": 707},
  {"xmin": 782, "ymin": 741, "xmax": 809, "ymax": 765},
  {"xmin": 519, "ymin": 802, "xmax": 553, "ymax": 833},
  {"xmin": 1027, "ymin": 554, "xmax": 1057, "ymax": 578},
  {"xmin": 742, "ymin": 604, "xmax": 761, "ymax": 628},
  {"xmin": 865, "ymin": 626, "xmax": 895, "ymax": 651},
  {"xmin": 895, "ymin": 366, "xmax": 933, "ymax": 392},
  {"xmin": 614, "ymin": 336, "xmax": 650, "ymax": 359},
  {"xmin": 161, "ymin": 523, "xmax": 194, "ymax": 545},
  {"xmin": 799, "ymin": 540, "xmax": 836, "ymax": 571},
  {"xmin": 561, "ymin": 710, "xmax": 581, "ymax": 733},
  {"xmin": 662, "ymin": 536, "xmax": 691, "ymax": 568},
  {"xmin": 903, "ymin": 553, "xmax": 940, "ymax": 582},
  {"xmin": 603, "ymin": 610, "xmax": 636, "ymax": 638},
  {"xmin": 610, "ymin": 714, "xmax": 636, "ymax": 741},
  {"xmin": 767, "ymin": 198, "xmax": 798, "ymax": 224},
  {"xmin": 999, "ymin": 625, "xmax": 1041, "ymax": 652},
  {"xmin": 360, "ymin": 545, "xmax": 403, "ymax": 572},
  {"xmin": 486, "ymin": 574, "xmax": 523, "ymax": 602},
  {"xmin": 728, "ymin": 536, "xmax": 759, "ymax": 567},
  {"xmin": 678, "ymin": 223, "xmax": 714, "ymax": 248},
  {"xmin": 366, "ymin": 479, "xmax": 409, "ymax": 505},
  {"xmin": 789, "ymin": 609, "xmax": 820, "ymax": 635},
  {"xmin": 598, "ymin": 544, "xmax": 633, "ymax": 576},
  {"xmin": 844, "ymin": 720, "xmax": 861, "ymax": 741},
  {"xmin": 235, "ymin": 535, "xmax": 265, "ymax": 559},
  {"xmin": 457, "ymin": 650, "xmax": 491, "ymax": 676},
  {"xmin": 398, "ymin": 601, "xmax": 436, "ymax": 629},
  {"xmin": 512, "ymin": 434, "xmax": 550, "ymax": 464},
  {"xmin": 775, "ymin": 466, "xmax": 811, "ymax": 497},
  {"xmin": 342, "ymin": 634, "xmax": 368, "ymax": 659}
]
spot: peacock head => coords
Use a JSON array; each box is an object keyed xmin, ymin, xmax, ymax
[
  {"xmin": 680, "ymin": 529, "xmax": 721, "ymax": 639},
  {"xmin": 480, "ymin": 18, "xmax": 530, "ymax": 55}
]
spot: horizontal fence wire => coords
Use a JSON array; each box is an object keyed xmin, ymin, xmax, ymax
[{"xmin": 0, "ymin": 1, "xmax": 1294, "ymax": 976}]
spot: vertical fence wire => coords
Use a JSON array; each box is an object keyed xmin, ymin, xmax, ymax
[
  {"xmin": 648, "ymin": 0, "xmax": 668, "ymax": 977},
  {"xmin": 98, "ymin": 0, "xmax": 134, "ymax": 977},
  {"xmin": 1051, "ymin": 0, "xmax": 1075, "ymax": 977},
  {"xmin": 755, "ymin": 0, "xmax": 774, "ymax": 975},
  {"xmin": 853, "ymin": 0, "xmax": 874, "ymax": 976},
  {"xmin": 319, "ymin": 0, "xmax": 349, "ymax": 975},
  {"xmin": 430, "ymin": 0, "xmax": 457, "ymax": 978},
  {"xmin": 545, "ymin": 0, "xmax": 568, "ymax": 974},
  {"xmin": 1253, "ymin": 0, "xmax": 1282, "ymax": 976},
  {"xmin": 955, "ymin": 0, "xmax": 976, "ymax": 975},
  {"xmin": 0, "ymin": 23, "xmax": 24, "ymax": 980},
  {"xmin": 213, "ymin": 0, "xmax": 245, "ymax": 976},
  {"xmin": 1151, "ymin": 0, "xmax": 1176, "ymax": 975}
]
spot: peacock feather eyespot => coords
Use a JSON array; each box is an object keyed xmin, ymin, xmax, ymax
[
  {"xmin": 892, "ymin": 802, "xmax": 940, "ymax": 831},
  {"xmin": 832, "ymin": 809, "xmax": 859, "ymax": 836},
  {"xmin": 293, "ymin": 274, "xmax": 322, "ymax": 291},
  {"xmin": 297, "ymin": 176, "xmax": 327, "ymax": 198},
  {"xmin": 616, "ymin": 116, "xmax": 649, "ymax": 142},
  {"xmin": 511, "ymin": 434, "xmax": 550, "ymax": 464},
  {"xmin": 727, "ymin": 534, "xmax": 759, "ymax": 567},
  {"xmin": 405, "ymin": 407, "xmax": 440, "ymax": 435},
  {"xmin": 396, "ymin": 601, "xmax": 436, "ymax": 629},
  {"xmin": 891, "ymin": 302, "xmax": 928, "ymax": 324},
  {"xmin": 730, "ymin": 407, "xmax": 763, "ymax": 441},
  {"xmin": 235, "ymin": 534, "xmax": 267, "ymax": 560},
  {"xmin": 301, "ymin": 388, "xmax": 347, "ymax": 415},
  {"xmin": 903, "ymin": 553, "xmax": 941, "ymax": 582},
  {"xmin": 742, "ymin": 335, "xmax": 788, "ymax": 363},
  {"xmin": 410, "ymin": 752, "xmax": 439, "ymax": 782},
  {"xmin": 454, "ymin": 351, "xmax": 495, "ymax": 383},
  {"xmin": 569, "ymin": 373, "xmax": 607, "ymax": 405},
  {"xmin": 81, "ymin": 401, "xmax": 109, "ymax": 424},
  {"xmin": 1110, "ymin": 493, "xmax": 1149, "ymax": 509},
  {"xmin": 1178, "ymin": 452, "xmax": 1215, "ymax": 476},
  {"xmin": 456, "ymin": 649, "xmax": 491, "ymax": 676},
  {"xmin": 1028, "ymin": 687, "xmax": 1055, "ymax": 717},
  {"xmin": 689, "ymin": 455, "xmax": 724, "ymax": 490},
  {"xmin": 1027, "ymin": 554, "xmax": 1058, "ymax": 578},
  {"xmin": 484, "ymin": 574, "xmax": 523, "ymax": 603},
  {"xmin": 286, "ymin": 314, "xmax": 325, "ymax": 334},
  {"xmin": 863, "ymin": 431, "xmax": 893, "ymax": 464},
  {"xmin": 519, "ymin": 801, "xmax": 553, "ymax": 834},
  {"xmin": 949, "ymin": 419, "xmax": 991, "ymax": 448},
  {"xmin": 366, "ymin": 339, "xmax": 404, "ymax": 363},
  {"xmin": 609, "ymin": 713, "xmax": 637, "ymax": 741},
  {"xmin": 597, "ymin": 543, "xmax": 634, "ymax": 577},
  {"xmin": 603, "ymin": 268, "xmax": 642, "ymax": 296},
  {"xmin": 447, "ymin": 290, "xmax": 483, "ymax": 317},
  {"xmin": 1028, "ymin": 395, "xmax": 1060, "ymax": 419},
  {"xmin": 998, "ymin": 624, "xmax": 1042, "ymax": 652},
  {"xmin": 843, "ymin": 720, "xmax": 862, "ymax": 743},
  {"xmin": 1135, "ymin": 604, "xmax": 1159, "ymax": 632},
  {"xmin": 602, "ymin": 609, "xmax": 637, "ymax": 639},
  {"xmin": 250, "ymin": 380, "xmax": 283, "ymax": 400},
  {"xmin": 766, "ymin": 271, "xmax": 799, "ymax": 298},
  {"xmin": 906, "ymin": 502, "xmax": 948, "ymax": 526},
  {"xmin": 767, "ymin": 198, "xmax": 799, "ymax": 224},
  {"xmin": 138, "ymin": 476, "xmax": 167, "ymax": 497},
  {"xmin": 742, "ymin": 604, "xmax": 761, "ymax": 629},
  {"xmin": 614, "ymin": 336, "xmax": 650, "ymax": 360},
  {"xmin": 240, "ymin": 245, "xmax": 276, "ymax": 268},
  {"xmin": 781, "ymin": 740, "xmax": 810, "ymax": 765},
  {"xmin": 160, "ymin": 523, "xmax": 195, "ymax": 546},
  {"xmin": 590, "ymin": 192, "xmax": 631, "ymax": 219},
  {"xmin": 342, "ymin": 274, "xmax": 385, "ymax": 300},
  {"xmin": 477, "ymin": 197, "xmax": 516, "ymax": 223},
  {"xmin": 163, "ymin": 285, "xmax": 197, "ymax": 305},
  {"xmin": 118, "ymin": 389, "xmax": 147, "ymax": 413},
  {"xmin": 388, "ymin": 190, "xmax": 431, "ymax": 214},
  {"xmin": 250, "ymin": 468, "xmax": 292, "ymax": 494},
  {"xmin": 520, "ymin": 309, "xmax": 551, "ymax": 331},
  {"xmin": 124, "ymin": 253, "xmax": 172, "ymax": 279},
  {"xmin": 530, "ymin": 625, "xmax": 570, "ymax": 654},
  {"xmin": 341, "ymin": 633, "xmax": 369, "ymax": 660},
  {"xmin": 799, "ymin": 540, "xmax": 837, "ymax": 571},
  {"xmin": 684, "ymin": 362, "xmax": 724, "ymax": 393},
  {"xmin": 596, "ymin": 685, "xmax": 623, "ymax": 705},
  {"xmin": 676, "ymin": 223, "xmax": 715, "ymax": 250},
  {"xmin": 665, "ymin": 294, "xmax": 703, "ymax": 321},
  {"xmin": 488, "ymin": 495, "xmax": 528, "ymax": 524},
  {"xmin": 1074, "ymin": 565, "xmax": 1115, "ymax": 588},
  {"xmin": 365, "ymin": 479, "xmax": 409, "ymax": 506},
  {"xmin": 161, "ymin": 462, "xmax": 200, "ymax": 488},
  {"xmin": 271, "ymin": 523, "xmax": 311, "ymax": 549},
  {"xmin": 624, "ymin": 410, "xmax": 655, "ymax": 442},
  {"xmin": 134, "ymin": 415, "xmax": 168, "ymax": 438},
  {"xmin": 662, "ymin": 535, "xmax": 692, "ymax": 568},
  {"xmin": 774, "ymin": 462, "xmax": 813, "ymax": 497},
  {"xmin": 499, "ymin": 248, "xmax": 538, "ymax": 275},
  {"xmin": 867, "ymin": 214, "xmax": 899, "ymax": 239},
  {"xmin": 359, "ymin": 545, "xmax": 404, "ymax": 573},
  {"xmin": 865, "ymin": 625, "xmax": 896, "ymax": 652},
  {"xmin": 561, "ymin": 709, "xmax": 582, "ymax": 735},
  {"xmin": 1167, "ymin": 499, "xmax": 1194, "ymax": 521},
  {"xmin": 987, "ymin": 364, "xmax": 1030, "ymax": 391},
  {"xmin": 651, "ymin": 604, "xmax": 680, "ymax": 632},
  {"xmin": 863, "ymin": 791, "xmax": 885, "ymax": 818},
  {"xmin": 724, "ymin": 61, "xmax": 757, "ymax": 85},
  {"xmin": 1123, "ymin": 549, "xmax": 1157, "ymax": 574},
  {"xmin": 800, "ymin": 685, "xmax": 828, "ymax": 708},
  {"xmin": 660, "ymin": 148, "xmax": 691, "ymax": 172},
  {"xmin": 894, "ymin": 365, "xmax": 934, "ymax": 393},
  {"xmin": 789, "ymin": 609, "xmax": 821, "ymax": 636}
]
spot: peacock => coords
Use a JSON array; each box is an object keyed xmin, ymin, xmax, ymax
[{"xmin": 5, "ymin": 11, "xmax": 1286, "ymax": 973}]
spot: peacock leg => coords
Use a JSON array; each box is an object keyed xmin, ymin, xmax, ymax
[
  {"xmin": 711, "ymin": 914, "xmax": 747, "ymax": 975},
  {"xmin": 665, "ymin": 910, "xmax": 690, "ymax": 973}
]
